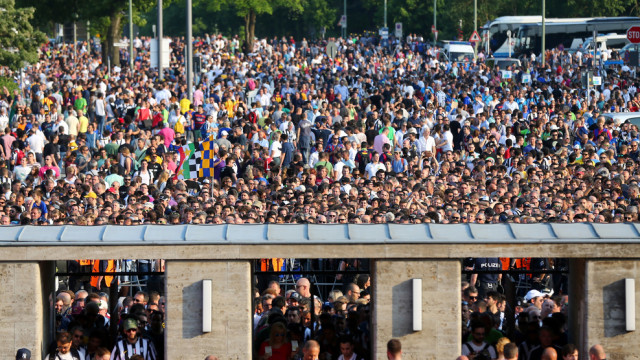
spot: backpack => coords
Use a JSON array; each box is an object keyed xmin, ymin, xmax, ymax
[
  {"xmin": 358, "ymin": 150, "xmax": 372, "ymax": 173},
  {"xmin": 174, "ymin": 118, "xmax": 185, "ymax": 134},
  {"xmin": 49, "ymin": 348, "xmax": 81, "ymax": 360},
  {"xmin": 464, "ymin": 342, "xmax": 493, "ymax": 360},
  {"xmin": 248, "ymin": 111, "xmax": 258, "ymax": 124},
  {"xmin": 137, "ymin": 108, "xmax": 151, "ymax": 122}
]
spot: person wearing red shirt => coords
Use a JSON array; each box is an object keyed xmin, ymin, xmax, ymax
[{"xmin": 259, "ymin": 322, "xmax": 292, "ymax": 360}]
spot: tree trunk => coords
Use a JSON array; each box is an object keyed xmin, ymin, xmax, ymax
[
  {"xmin": 103, "ymin": 10, "xmax": 123, "ymax": 66},
  {"xmin": 244, "ymin": 9, "xmax": 256, "ymax": 54}
]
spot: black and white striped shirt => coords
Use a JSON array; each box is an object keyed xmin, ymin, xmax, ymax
[{"xmin": 111, "ymin": 337, "xmax": 157, "ymax": 360}]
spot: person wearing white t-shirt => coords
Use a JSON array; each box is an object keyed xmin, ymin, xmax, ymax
[
  {"xmin": 416, "ymin": 127, "xmax": 436, "ymax": 155},
  {"xmin": 365, "ymin": 152, "xmax": 385, "ymax": 179},
  {"xmin": 441, "ymin": 124, "xmax": 454, "ymax": 152},
  {"xmin": 269, "ymin": 132, "xmax": 283, "ymax": 168}
]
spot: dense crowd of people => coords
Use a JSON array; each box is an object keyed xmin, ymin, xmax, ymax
[
  {"xmin": 5, "ymin": 28, "xmax": 635, "ymax": 360},
  {"xmin": 1, "ymin": 32, "xmax": 639, "ymax": 227}
]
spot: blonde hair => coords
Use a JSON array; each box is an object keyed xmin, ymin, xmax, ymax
[
  {"xmin": 496, "ymin": 337, "xmax": 510, "ymax": 354},
  {"xmin": 157, "ymin": 171, "xmax": 170, "ymax": 184}
]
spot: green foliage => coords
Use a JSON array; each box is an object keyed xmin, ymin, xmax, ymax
[
  {"xmin": 0, "ymin": 0, "xmax": 47, "ymax": 70},
  {"xmin": 0, "ymin": 76, "xmax": 19, "ymax": 93},
  {"xmin": 24, "ymin": 0, "xmax": 640, "ymax": 50}
]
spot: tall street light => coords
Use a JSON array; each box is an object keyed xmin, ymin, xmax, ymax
[
  {"xmin": 186, "ymin": 0, "xmax": 193, "ymax": 101},
  {"xmin": 158, "ymin": 0, "xmax": 163, "ymax": 80},
  {"xmin": 541, "ymin": 0, "xmax": 546, "ymax": 66},
  {"xmin": 129, "ymin": 0, "xmax": 134, "ymax": 69}
]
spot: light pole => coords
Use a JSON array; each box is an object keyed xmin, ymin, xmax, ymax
[
  {"xmin": 433, "ymin": 0, "xmax": 437, "ymax": 42},
  {"xmin": 541, "ymin": 0, "xmax": 546, "ymax": 66},
  {"xmin": 384, "ymin": 0, "xmax": 387, "ymax": 29},
  {"xmin": 158, "ymin": 0, "xmax": 163, "ymax": 80},
  {"xmin": 474, "ymin": 0, "xmax": 477, "ymax": 57},
  {"xmin": 129, "ymin": 0, "xmax": 134, "ymax": 69},
  {"xmin": 73, "ymin": 20, "xmax": 76, "ymax": 60},
  {"xmin": 186, "ymin": 0, "xmax": 193, "ymax": 101},
  {"xmin": 343, "ymin": 0, "xmax": 347, "ymax": 39}
]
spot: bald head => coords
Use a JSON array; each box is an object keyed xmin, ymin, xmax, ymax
[
  {"xmin": 204, "ymin": 356, "xmax": 219, "ymax": 360},
  {"xmin": 304, "ymin": 340, "xmax": 320, "ymax": 350},
  {"xmin": 302, "ymin": 340, "xmax": 320, "ymax": 360},
  {"xmin": 542, "ymin": 347, "xmax": 557, "ymax": 360},
  {"xmin": 296, "ymin": 277, "xmax": 311, "ymax": 297},
  {"xmin": 57, "ymin": 292, "xmax": 72, "ymax": 306},
  {"xmin": 589, "ymin": 345, "xmax": 606, "ymax": 360},
  {"xmin": 456, "ymin": 356, "xmax": 469, "ymax": 360}
]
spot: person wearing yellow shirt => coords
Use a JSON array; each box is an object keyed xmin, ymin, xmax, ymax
[
  {"xmin": 180, "ymin": 97, "xmax": 191, "ymax": 115},
  {"xmin": 68, "ymin": 135, "xmax": 78, "ymax": 154},
  {"xmin": 78, "ymin": 110, "xmax": 89, "ymax": 134},
  {"xmin": 42, "ymin": 95, "xmax": 54, "ymax": 114},
  {"xmin": 223, "ymin": 97, "xmax": 236, "ymax": 118}
]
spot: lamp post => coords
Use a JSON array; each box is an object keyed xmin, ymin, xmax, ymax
[
  {"xmin": 158, "ymin": 0, "xmax": 163, "ymax": 80},
  {"xmin": 541, "ymin": 0, "xmax": 546, "ymax": 66},
  {"xmin": 129, "ymin": 0, "xmax": 134, "ymax": 69},
  {"xmin": 186, "ymin": 0, "xmax": 193, "ymax": 101},
  {"xmin": 342, "ymin": 0, "xmax": 347, "ymax": 39},
  {"xmin": 433, "ymin": 0, "xmax": 437, "ymax": 42}
]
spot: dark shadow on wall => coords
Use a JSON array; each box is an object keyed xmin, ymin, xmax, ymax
[
  {"xmin": 392, "ymin": 279, "xmax": 413, "ymax": 338},
  {"xmin": 182, "ymin": 281, "xmax": 202, "ymax": 339},
  {"xmin": 603, "ymin": 279, "xmax": 626, "ymax": 338}
]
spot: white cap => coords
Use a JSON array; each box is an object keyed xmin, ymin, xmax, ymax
[{"xmin": 524, "ymin": 289, "xmax": 544, "ymax": 301}]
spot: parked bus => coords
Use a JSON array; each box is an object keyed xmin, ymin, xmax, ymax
[
  {"xmin": 514, "ymin": 17, "xmax": 640, "ymax": 57},
  {"xmin": 482, "ymin": 16, "xmax": 542, "ymax": 56}
]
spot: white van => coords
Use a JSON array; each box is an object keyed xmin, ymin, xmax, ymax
[
  {"xmin": 438, "ymin": 41, "xmax": 475, "ymax": 63},
  {"xmin": 581, "ymin": 34, "xmax": 629, "ymax": 54}
]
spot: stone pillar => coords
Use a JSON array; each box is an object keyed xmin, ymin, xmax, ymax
[
  {"xmin": 373, "ymin": 259, "xmax": 461, "ymax": 360},
  {"xmin": 165, "ymin": 260, "xmax": 252, "ymax": 359},
  {"xmin": 0, "ymin": 262, "xmax": 44, "ymax": 358},
  {"xmin": 584, "ymin": 260, "xmax": 640, "ymax": 360},
  {"xmin": 568, "ymin": 259, "xmax": 587, "ymax": 350}
]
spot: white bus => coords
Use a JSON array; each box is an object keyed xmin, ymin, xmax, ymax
[
  {"xmin": 482, "ymin": 16, "xmax": 541, "ymax": 57},
  {"xmin": 482, "ymin": 16, "xmax": 592, "ymax": 57},
  {"xmin": 514, "ymin": 17, "xmax": 640, "ymax": 57}
]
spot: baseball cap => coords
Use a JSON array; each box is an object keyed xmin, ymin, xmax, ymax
[
  {"xmin": 16, "ymin": 349, "xmax": 31, "ymax": 360},
  {"xmin": 123, "ymin": 318, "xmax": 138, "ymax": 331},
  {"xmin": 524, "ymin": 289, "xmax": 544, "ymax": 301},
  {"xmin": 84, "ymin": 191, "xmax": 98, "ymax": 199}
]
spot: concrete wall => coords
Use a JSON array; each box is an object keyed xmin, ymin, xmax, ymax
[
  {"xmin": 585, "ymin": 260, "xmax": 640, "ymax": 360},
  {"xmin": 0, "ymin": 262, "xmax": 44, "ymax": 359},
  {"xmin": 165, "ymin": 260, "xmax": 252, "ymax": 360},
  {"xmin": 373, "ymin": 260, "xmax": 461, "ymax": 360}
]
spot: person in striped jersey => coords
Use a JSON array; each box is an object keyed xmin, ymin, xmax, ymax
[{"xmin": 111, "ymin": 318, "xmax": 157, "ymax": 360}]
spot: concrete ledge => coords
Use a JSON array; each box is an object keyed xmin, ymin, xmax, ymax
[
  {"xmin": 2, "ymin": 223, "xmax": 640, "ymax": 246},
  {"xmin": 0, "ymin": 242, "xmax": 640, "ymax": 261}
]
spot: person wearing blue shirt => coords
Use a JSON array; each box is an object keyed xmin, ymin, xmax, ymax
[{"xmin": 281, "ymin": 133, "xmax": 295, "ymax": 170}]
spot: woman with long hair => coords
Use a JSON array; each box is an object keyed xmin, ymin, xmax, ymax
[{"xmin": 258, "ymin": 322, "xmax": 292, "ymax": 360}]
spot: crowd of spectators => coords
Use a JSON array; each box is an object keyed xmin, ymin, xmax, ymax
[
  {"xmin": 1, "ymin": 32, "xmax": 639, "ymax": 227},
  {"xmin": 4, "ymin": 29, "xmax": 638, "ymax": 360}
]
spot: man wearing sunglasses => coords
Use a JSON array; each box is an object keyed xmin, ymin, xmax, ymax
[
  {"xmin": 44, "ymin": 331, "xmax": 82, "ymax": 360},
  {"xmin": 111, "ymin": 318, "xmax": 157, "ymax": 360}
]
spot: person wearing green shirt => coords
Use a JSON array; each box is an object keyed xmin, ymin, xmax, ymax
[
  {"xmin": 104, "ymin": 136, "xmax": 120, "ymax": 157},
  {"xmin": 161, "ymin": 103, "xmax": 169, "ymax": 124},
  {"xmin": 74, "ymin": 96, "xmax": 87, "ymax": 113},
  {"xmin": 379, "ymin": 119, "xmax": 396, "ymax": 144}
]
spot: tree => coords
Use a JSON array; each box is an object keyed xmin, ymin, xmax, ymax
[
  {"xmin": 77, "ymin": 0, "xmax": 163, "ymax": 66},
  {"xmin": 0, "ymin": 0, "xmax": 46, "ymax": 71},
  {"xmin": 210, "ymin": 0, "xmax": 303, "ymax": 53}
]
